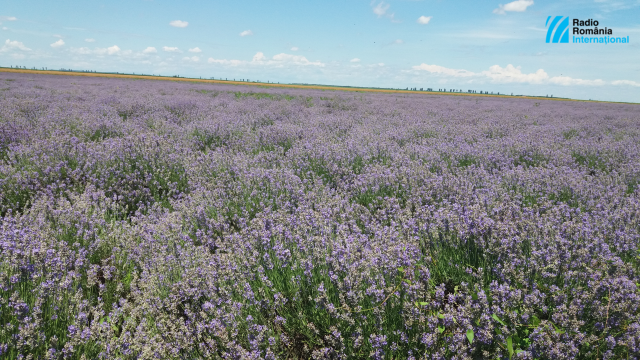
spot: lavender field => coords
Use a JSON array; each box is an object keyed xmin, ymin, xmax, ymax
[{"xmin": 1, "ymin": 73, "xmax": 639, "ymax": 359}]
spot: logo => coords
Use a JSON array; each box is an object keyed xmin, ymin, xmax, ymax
[
  {"xmin": 545, "ymin": 17, "xmax": 630, "ymax": 44},
  {"xmin": 546, "ymin": 16, "xmax": 569, "ymax": 43}
]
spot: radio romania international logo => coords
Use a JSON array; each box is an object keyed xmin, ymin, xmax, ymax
[
  {"xmin": 546, "ymin": 16, "xmax": 569, "ymax": 43},
  {"xmin": 545, "ymin": 16, "xmax": 630, "ymax": 44}
]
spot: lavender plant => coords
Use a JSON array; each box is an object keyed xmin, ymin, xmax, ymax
[{"xmin": 1, "ymin": 73, "xmax": 639, "ymax": 359}]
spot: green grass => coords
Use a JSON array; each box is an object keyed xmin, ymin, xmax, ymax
[
  {"xmin": 350, "ymin": 154, "xmax": 391, "ymax": 175},
  {"xmin": 231, "ymin": 91, "xmax": 295, "ymax": 101},
  {"xmin": 351, "ymin": 184, "xmax": 407, "ymax": 213},
  {"xmin": 250, "ymin": 117, "xmax": 275, "ymax": 131},
  {"xmin": 547, "ymin": 186, "xmax": 581, "ymax": 208},
  {"xmin": 105, "ymin": 155, "xmax": 190, "ymax": 218},
  {"xmin": 87, "ymin": 126, "xmax": 122, "ymax": 142},
  {"xmin": 434, "ymin": 154, "xmax": 479, "ymax": 171},
  {"xmin": 0, "ymin": 150, "xmax": 85, "ymax": 216},
  {"xmin": 484, "ymin": 129, "xmax": 506, "ymax": 139},
  {"xmin": 230, "ymin": 238, "xmax": 429, "ymax": 359},
  {"xmin": 0, "ymin": 179, "xmax": 35, "ymax": 217},
  {"xmin": 1, "ymin": 145, "xmax": 190, "ymax": 219},
  {"xmin": 224, "ymin": 222, "xmax": 557, "ymax": 358},
  {"xmin": 413, "ymin": 130, "xmax": 438, "ymax": 140},
  {"xmin": 563, "ymin": 129, "xmax": 578, "ymax": 140},
  {"xmin": 626, "ymin": 177, "xmax": 640, "ymax": 194},
  {"xmin": 253, "ymin": 138, "xmax": 295, "ymax": 155},
  {"xmin": 297, "ymin": 157, "xmax": 338, "ymax": 189},
  {"xmin": 194, "ymin": 176, "xmax": 294, "ymax": 239},
  {"xmin": 512, "ymin": 151, "xmax": 547, "ymax": 168},
  {"xmin": 193, "ymin": 89, "xmax": 219, "ymax": 96},
  {"xmin": 456, "ymin": 155, "xmax": 478, "ymax": 168},
  {"xmin": 571, "ymin": 151, "xmax": 608, "ymax": 173},
  {"xmin": 191, "ymin": 128, "xmax": 234, "ymax": 152},
  {"xmin": 0, "ymin": 199, "xmax": 139, "ymax": 358},
  {"xmin": 302, "ymin": 96, "xmax": 314, "ymax": 107},
  {"xmin": 420, "ymin": 228, "xmax": 497, "ymax": 290}
]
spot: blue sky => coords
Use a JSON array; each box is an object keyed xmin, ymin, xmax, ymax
[{"xmin": 1, "ymin": 0, "xmax": 639, "ymax": 102}]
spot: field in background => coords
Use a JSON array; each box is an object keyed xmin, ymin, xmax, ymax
[
  {"xmin": 1, "ymin": 72, "xmax": 640, "ymax": 359},
  {"xmin": 3, "ymin": 67, "xmax": 633, "ymax": 104}
]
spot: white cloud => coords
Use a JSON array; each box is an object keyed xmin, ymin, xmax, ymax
[
  {"xmin": 240, "ymin": 30, "xmax": 253, "ymax": 37},
  {"xmin": 593, "ymin": 0, "xmax": 640, "ymax": 13},
  {"xmin": 482, "ymin": 64, "xmax": 548, "ymax": 83},
  {"xmin": 169, "ymin": 20, "xmax": 188, "ymax": 28},
  {"xmin": 548, "ymin": 76, "xmax": 606, "ymax": 86},
  {"xmin": 207, "ymin": 57, "xmax": 244, "ymax": 66},
  {"xmin": 485, "ymin": 65, "xmax": 601, "ymax": 86},
  {"xmin": 183, "ymin": 56, "xmax": 200, "ymax": 62},
  {"xmin": 350, "ymin": 58, "xmax": 361, "ymax": 62},
  {"xmin": 53, "ymin": 34, "xmax": 63, "ymax": 38},
  {"xmin": 394, "ymin": 39, "xmax": 404, "ymax": 44},
  {"xmin": 188, "ymin": 47, "xmax": 202, "ymax": 53},
  {"xmin": 417, "ymin": 16, "xmax": 432, "ymax": 25},
  {"xmin": 143, "ymin": 46, "xmax": 157, "ymax": 54},
  {"xmin": 71, "ymin": 45, "xmax": 131, "ymax": 56},
  {"xmin": 0, "ymin": 16, "xmax": 17, "ymax": 21},
  {"xmin": 207, "ymin": 51, "xmax": 324, "ymax": 67},
  {"xmin": 85, "ymin": 38, "xmax": 95, "ymax": 43},
  {"xmin": 50, "ymin": 39, "xmax": 65, "ymax": 48},
  {"xmin": 613, "ymin": 27, "xmax": 640, "ymax": 34},
  {"xmin": 107, "ymin": 45, "xmax": 120, "ymax": 55},
  {"xmin": 612, "ymin": 80, "xmax": 640, "ymax": 87},
  {"xmin": 253, "ymin": 52, "xmax": 266, "ymax": 62},
  {"xmin": 291, "ymin": 46, "xmax": 299, "ymax": 51},
  {"xmin": 372, "ymin": 2, "xmax": 390, "ymax": 16},
  {"xmin": 163, "ymin": 46, "xmax": 181, "ymax": 53},
  {"xmin": 1, "ymin": 39, "xmax": 31, "ymax": 52},
  {"xmin": 412, "ymin": 62, "xmax": 611, "ymax": 86},
  {"xmin": 71, "ymin": 47, "xmax": 92, "ymax": 55},
  {"xmin": 451, "ymin": 30, "xmax": 521, "ymax": 39},
  {"xmin": 493, "ymin": 0, "xmax": 534, "ymax": 15},
  {"xmin": 378, "ymin": 63, "xmax": 384, "ymax": 66},
  {"xmin": 271, "ymin": 53, "xmax": 324, "ymax": 66},
  {"xmin": 413, "ymin": 63, "xmax": 476, "ymax": 77},
  {"xmin": 372, "ymin": 1, "xmax": 398, "ymax": 22}
]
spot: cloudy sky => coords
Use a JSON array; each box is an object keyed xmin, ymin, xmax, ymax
[{"xmin": 1, "ymin": 0, "xmax": 639, "ymax": 102}]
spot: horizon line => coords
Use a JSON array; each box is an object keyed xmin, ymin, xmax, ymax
[{"xmin": 1, "ymin": 67, "xmax": 637, "ymax": 105}]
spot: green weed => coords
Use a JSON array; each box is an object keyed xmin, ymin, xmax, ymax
[
  {"xmin": 563, "ymin": 129, "xmax": 578, "ymax": 140},
  {"xmin": 571, "ymin": 151, "xmax": 608, "ymax": 173}
]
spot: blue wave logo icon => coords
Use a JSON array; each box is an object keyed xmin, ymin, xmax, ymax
[{"xmin": 546, "ymin": 16, "xmax": 569, "ymax": 43}]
